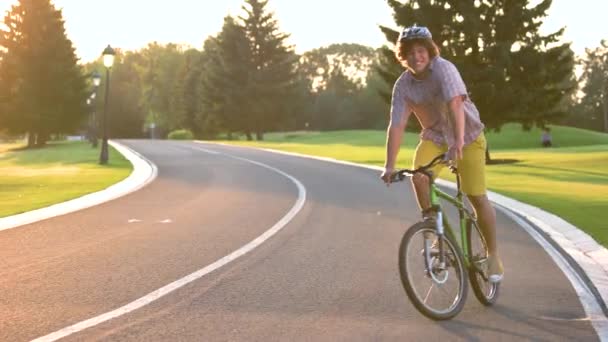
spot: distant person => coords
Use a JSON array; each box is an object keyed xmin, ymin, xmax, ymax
[
  {"xmin": 379, "ymin": 25, "xmax": 503, "ymax": 282},
  {"xmin": 541, "ymin": 127, "xmax": 552, "ymax": 147}
]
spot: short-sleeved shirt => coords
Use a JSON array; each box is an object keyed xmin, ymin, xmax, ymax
[{"xmin": 389, "ymin": 56, "xmax": 484, "ymax": 147}]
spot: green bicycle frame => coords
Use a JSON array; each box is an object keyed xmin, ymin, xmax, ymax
[{"xmin": 428, "ymin": 176, "xmax": 476, "ymax": 268}]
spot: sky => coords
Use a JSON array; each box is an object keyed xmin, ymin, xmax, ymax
[{"xmin": 1, "ymin": 0, "xmax": 607, "ymax": 63}]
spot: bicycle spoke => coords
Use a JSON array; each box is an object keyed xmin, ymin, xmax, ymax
[
  {"xmin": 437, "ymin": 282, "xmax": 452, "ymax": 298},
  {"xmin": 400, "ymin": 224, "xmax": 468, "ymax": 319},
  {"xmin": 423, "ymin": 283, "xmax": 434, "ymax": 303},
  {"xmin": 467, "ymin": 220, "xmax": 499, "ymax": 305}
]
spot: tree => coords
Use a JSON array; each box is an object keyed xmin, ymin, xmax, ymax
[
  {"xmin": 299, "ymin": 44, "xmax": 387, "ymax": 130},
  {"xmin": 84, "ymin": 51, "xmax": 148, "ymax": 139},
  {"xmin": 0, "ymin": 0, "xmax": 88, "ymax": 147},
  {"xmin": 199, "ymin": 17, "xmax": 254, "ymax": 139},
  {"xmin": 299, "ymin": 43, "xmax": 377, "ymax": 92},
  {"xmin": 173, "ymin": 49, "xmax": 205, "ymax": 137},
  {"xmin": 568, "ymin": 41, "xmax": 608, "ymax": 132},
  {"xmin": 240, "ymin": 0, "xmax": 300, "ymax": 140},
  {"xmin": 139, "ymin": 43, "xmax": 187, "ymax": 136},
  {"xmin": 379, "ymin": 0, "xmax": 576, "ymax": 133},
  {"xmin": 359, "ymin": 58, "xmax": 392, "ymax": 129},
  {"xmin": 311, "ymin": 67, "xmax": 359, "ymax": 130},
  {"xmin": 106, "ymin": 52, "xmax": 148, "ymax": 138}
]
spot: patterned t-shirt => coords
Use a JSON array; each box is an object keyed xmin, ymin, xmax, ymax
[{"xmin": 389, "ymin": 56, "xmax": 484, "ymax": 147}]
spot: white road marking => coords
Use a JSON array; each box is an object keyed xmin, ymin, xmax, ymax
[
  {"xmin": 32, "ymin": 147, "xmax": 307, "ymax": 342},
  {"xmin": 127, "ymin": 219, "xmax": 142, "ymax": 223},
  {"xmin": 159, "ymin": 219, "xmax": 172, "ymax": 224},
  {"xmin": 188, "ymin": 146, "xmax": 220, "ymax": 155}
]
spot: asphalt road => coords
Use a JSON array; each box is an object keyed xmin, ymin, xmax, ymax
[{"xmin": 0, "ymin": 140, "xmax": 600, "ymax": 341}]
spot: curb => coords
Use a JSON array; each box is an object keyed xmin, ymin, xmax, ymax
[
  {"xmin": 481, "ymin": 187, "xmax": 608, "ymax": 315},
  {"xmin": 200, "ymin": 141, "xmax": 608, "ymax": 317},
  {"xmin": 0, "ymin": 140, "xmax": 157, "ymax": 232}
]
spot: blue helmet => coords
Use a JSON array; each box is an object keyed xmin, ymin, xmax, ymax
[{"xmin": 399, "ymin": 24, "xmax": 432, "ymax": 41}]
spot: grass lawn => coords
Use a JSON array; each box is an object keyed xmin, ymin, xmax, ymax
[
  {"xmin": 0, "ymin": 141, "xmax": 132, "ymax": 217},
  {"xmin": 212, "ymin": 124, "xmax": 608, "ymax": 246}
]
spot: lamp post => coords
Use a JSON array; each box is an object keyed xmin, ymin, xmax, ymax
[
  {"xmin": 88, "ymin": 92, "xmax": 97, "ymax": 147},
  {"xmin": 99, "ymin": 45, "xmax": 115, "ymax": 165},
  {"xmin": 86, "ymin": 97, "xmax": 92, "ymax": 141},
  {"xmin": 90, "ymin": 71, "xmax": 101, "ymax": 147}
]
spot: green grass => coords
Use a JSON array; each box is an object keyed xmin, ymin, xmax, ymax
[
  {"xmin": 0, "ymin": 141, "xmax": 132, "ymax": 217},
  {"xmin": 485, "ymin": 124, "xmax": 608, "ymax": 149},
  {"xmin": 212, "ymin": 125, "xmax": 608, "ymax": 246}
]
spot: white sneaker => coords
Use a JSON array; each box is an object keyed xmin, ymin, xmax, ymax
[{"xmin": 487, "ymin": 255, "xmax": 504, "ymax": 283}]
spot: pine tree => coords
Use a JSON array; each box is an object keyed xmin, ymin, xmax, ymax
[
  {"xmin": 378, "ymin": 0, "xmax": 576, "ymax": 132},
  {"xmin": 199, "ymin": 17, "xmax": 254, "ymax": 139},
  {"xmin": 239, "ymin": 0, "xmax": 299, "ymax": 140},
  {"xmin": 0, "ymin": 0, "xmax": 88, "ymax": 147}
]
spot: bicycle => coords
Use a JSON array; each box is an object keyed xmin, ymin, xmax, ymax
[{"xmin": 389, "ymin": 153, "xmax": 500, "ymax": 320}]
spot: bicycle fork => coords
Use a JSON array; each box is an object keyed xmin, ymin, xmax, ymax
[
  {"xmin": 436, "ymin": 211, "xmax": 446, "ymax": 270},
  {"xmin": 429, "ymin": 184, "xmax": 447, "ymax": 271},
  {"xmin": 423, "ymin": 183, "xmax": 451, "ymax": 283},
  {"xmin": 422, "ymin": 209, "xmax": 450, "ymax": 284}
]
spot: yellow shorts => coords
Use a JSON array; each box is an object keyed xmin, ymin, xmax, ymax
[{"xmin": 412, "ymin": 133, "xmax": 487, "ymax": 196}]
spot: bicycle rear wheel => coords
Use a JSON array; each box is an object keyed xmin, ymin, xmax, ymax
[
  {"xmin": 398, "ymin": 221, "xmax": 468, "ymax": 320},
  {"xmin": 466, "ymin": 219, "xmax": 500, "ymax": 305}
]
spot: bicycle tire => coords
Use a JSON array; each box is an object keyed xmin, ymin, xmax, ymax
[
  {"xmin": 398, "ymin": 221, "xmax": 468, "ymax": 320},
  {"xmin": 466, "ymin": 219, "xmax": 500, "ymax": 305}
]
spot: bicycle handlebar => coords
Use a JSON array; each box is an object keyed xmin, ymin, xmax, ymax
[{"xmin": 389, "ymin": 153, "xmax": 448, "ymax": 183}]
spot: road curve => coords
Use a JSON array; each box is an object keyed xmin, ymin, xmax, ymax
[{"xmin": 0, "ymin": 140, "xmax": 600, "ymax": 341}]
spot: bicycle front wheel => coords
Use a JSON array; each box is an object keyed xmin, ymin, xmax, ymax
[
  {"xmin": 467, "ymin": 219, "xmax": 500, "ymax": 305},
  {"xmin": 398, "ymin": 221, "xmax": 468, "ymax": 320}
]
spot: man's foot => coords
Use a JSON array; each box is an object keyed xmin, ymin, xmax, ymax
[
  {"xmin": 421, "ymin": 207, "xmax": 438, "ymax": 223},
  {"xmin": 487, "ymin": 255, "xmax": 504, "ymax": 283}
]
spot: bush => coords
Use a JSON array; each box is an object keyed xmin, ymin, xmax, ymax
[{"xmin": 167, "ymin": 129, "xmax": 194, "ymax": 140}]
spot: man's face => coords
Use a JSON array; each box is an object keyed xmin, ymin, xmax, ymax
[{"xmin": 406, "ymin": 43, "xmax": 430, "ymax": 74}]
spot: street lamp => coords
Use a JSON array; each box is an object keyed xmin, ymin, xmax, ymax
[
  {"xmin": 90, "ymin": 71, "xmax": 101, "ymax": 147},
  {"xmin": 99, "ymin": 45, "xmax": 115, "ymax": 165},
  {"xmin": 92, "ymin": 71, "xmax": 101, "ymax": 87}
]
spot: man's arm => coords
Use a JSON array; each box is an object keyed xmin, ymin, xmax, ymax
[
  {"xmin": 448, "ymin": 95, "xmax": 465, "ymax": 160},
  {"xmin": 385, "ymin": 114, "xmax": 408, "ymax": 170},
  {"xmin": 436, "ymin": 59, "xmax": 468, "ymax": 160},
  {"xmin": 381, "ymin": 74, "xmax": 410, "ymax": 184}
]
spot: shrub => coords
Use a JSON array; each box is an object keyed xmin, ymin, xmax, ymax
[{"xmin": 167, "ymin": 129, "xmax": 194, "ymax": 140}]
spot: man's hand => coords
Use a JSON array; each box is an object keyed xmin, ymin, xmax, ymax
[
  {"xmin": 451, "ymin": 137, "xmax": 464, "ymax": 161},
  {"xmin": 380, "ymin": 167, "xmax": 395, "ymax": 186}
]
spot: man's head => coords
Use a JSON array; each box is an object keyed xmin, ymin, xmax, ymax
[{"xmin": 394, "ymin": 25, "xmax": 440, "ymax": 75}]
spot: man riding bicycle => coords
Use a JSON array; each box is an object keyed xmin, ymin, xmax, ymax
[{"xmin": 380, "ymin": 24, "xmax": 504, "ymax": 283}]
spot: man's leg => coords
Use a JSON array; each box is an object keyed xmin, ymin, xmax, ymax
[
  {"xmin": 467, "ymin": 195, "xmax": 498, "ymax": 256},
  {"xmin": 459, "ymin": 133, "xmax": 503, "ymax": 281},
  {"xmin": 411, "ymin": 140, "xmax": 445, "ymax": 216},
  {"xmin": 412, "ymin": 173, "xmax": 431, "ymax": 211}
]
